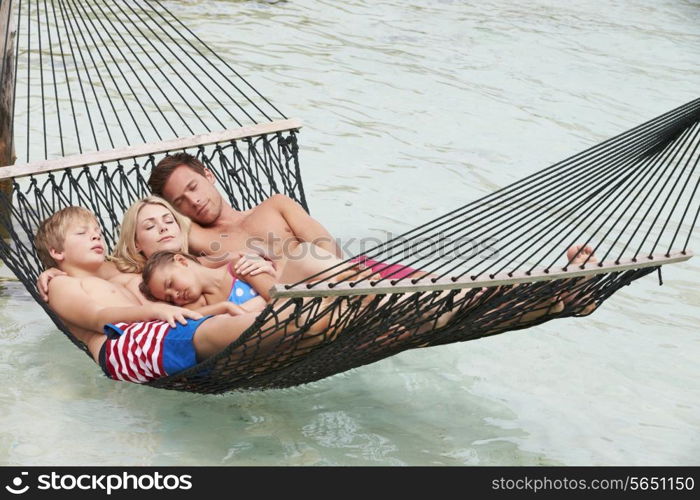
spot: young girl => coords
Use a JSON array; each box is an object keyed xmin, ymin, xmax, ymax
[
  {"xmin": 139, "ymin": 250, "xmax": 275, "ymax": 316},
  {"xmin": 139, "ymin": 240, "xmax": 376, "ymax": 315}
]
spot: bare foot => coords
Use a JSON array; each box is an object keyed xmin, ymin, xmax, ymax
[
  {"xmin": 566, "ymin": 244, "xmax": 596, "ymax": 269},
  {"xmin": 563, "ymin": 244, "xmax": 598, "ymax": 315},
  {"xmin": 433, "ymin": 285, "xmax": 490, "ymax": 330}
]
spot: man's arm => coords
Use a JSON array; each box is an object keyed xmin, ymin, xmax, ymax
[{"xmin": 270, "ymin": 194, "xmax": 343, "ymax": 258}]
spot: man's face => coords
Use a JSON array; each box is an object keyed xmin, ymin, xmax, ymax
[
  {"xmin": 161, "ymin": 165, "xmax": 223, "ymax": 226},
  {"xmin": 52, "ymin": 218, "xmax": 106, "ymax": 269}
]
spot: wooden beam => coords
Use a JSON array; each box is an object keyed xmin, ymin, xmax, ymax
[
  {"xmin": 0, "ymin": 0, "xmax": 16, "ymax": 238},
  {"xmin": 270, "ymin": 250, "xmax": 693, "ymax": 298},
  {"xmin": 0, "ymin": 118, "xmax": 303, "ymax": 180}
]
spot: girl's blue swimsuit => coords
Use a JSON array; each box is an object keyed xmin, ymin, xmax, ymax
[{"xmin": 227, "ymin": 262, "xmax": 259, "ymax": 305}]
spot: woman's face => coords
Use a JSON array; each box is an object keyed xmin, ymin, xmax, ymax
[{"xmin": 135, "ymin": 203, "xmax": 184, "ymax": 258}]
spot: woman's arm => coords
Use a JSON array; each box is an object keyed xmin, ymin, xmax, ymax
[{"xmin": 36, "ymin": 267, "xmax": 67, "ymax": 301}]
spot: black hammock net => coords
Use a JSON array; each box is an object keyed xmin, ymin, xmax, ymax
[
  {"xmin": 0, "ymin": 98, "xmax": 697, "ymax": 393},
  {"xmin": 0, "ymin": 0, "xmax": 698, "ymax": 393}
]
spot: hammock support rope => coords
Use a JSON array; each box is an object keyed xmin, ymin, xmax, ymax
[{"xmin": 0, "ymin": 0, "xmax": 698, "ymax": 393}]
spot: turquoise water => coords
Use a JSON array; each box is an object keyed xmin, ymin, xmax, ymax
[{"xmin": 1, "ymin": 0, "xmax": 699, "ymax": 465}]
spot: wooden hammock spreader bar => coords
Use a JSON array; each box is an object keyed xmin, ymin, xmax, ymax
[
  {"xmin": 0, "ymin": 118, "xmax": 303, "ymax": 180},
  {"xmin": 270, "ymin": 250, "xmax": 693, "ymax": 298}
]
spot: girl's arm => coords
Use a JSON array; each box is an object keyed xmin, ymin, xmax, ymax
[
  {"xmin": 234, "ymin": 253, "xmax": 278, "ymax": 279},
  {"xmin": 238, "ymin": 297, "xmax": 268, "ymax": 314},
  {"xmin": 234, "ymin": 265, "xmax": 277, "ymax": 301},
  {"xmin": 192, "ymin": 301, "xmax": 247, "ymax": 317},
  {"xmin": 232, "ymin": 252, "xmax": 279, "ymax": 301}
]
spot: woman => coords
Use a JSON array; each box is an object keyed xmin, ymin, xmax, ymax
[{"xmin": 111, "ymin": 195, "xmax": 192, "ymax": 274}]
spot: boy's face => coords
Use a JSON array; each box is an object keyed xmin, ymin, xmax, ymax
[
  {"xmin": 51, "ymin": 218, "xmax": 106, "ymax": 269},
  {"xmin": 147, "ymin": 259, "xmax": 202, "ymax": 306}
]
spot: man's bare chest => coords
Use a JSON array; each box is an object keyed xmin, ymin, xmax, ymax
[
  {"xmin": 223, "ymin": 213, "xmax": 293, "ymax": 245},
  {"xmin": 193, "ymin": 207, "xmax": 295, "ymax": 260}
]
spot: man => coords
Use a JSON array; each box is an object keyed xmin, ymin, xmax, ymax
[{"xmin": 149, "ymin": 153, "xmax": 344, "ymax": 280}]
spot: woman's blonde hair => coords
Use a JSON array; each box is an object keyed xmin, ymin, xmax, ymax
[{"xmin": 110, "ymin": 196, "xmax": 191, "ymax": 273}]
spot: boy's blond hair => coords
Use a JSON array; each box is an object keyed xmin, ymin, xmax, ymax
[
  {"xmin": 110, "ymin": 196, "xmax": 191, "ymax": 274},
  {"xmin": 34, "ymin": 206, "xmax": 98, "ymax": 269}
]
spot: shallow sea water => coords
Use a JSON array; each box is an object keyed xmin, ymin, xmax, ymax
[{"xmin": 1, "ymin": 0, "xmax": 699, "ymax": 465}]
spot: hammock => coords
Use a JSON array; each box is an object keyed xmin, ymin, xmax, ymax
[{"xmin": 0, "ymin": 1, "xmax": 697, "ymax": 393}]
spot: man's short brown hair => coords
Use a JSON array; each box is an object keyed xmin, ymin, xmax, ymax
[
  {"xmin": 139, "ymin": 250, "xmax": 198, "ymax": 301},
  {"xmin": 149, "ymin": 152, "xmax": 208, "ymax": 197},
  {"xmin": 34, "ymin": 206, "xmax": 98, "ymax": 269}
]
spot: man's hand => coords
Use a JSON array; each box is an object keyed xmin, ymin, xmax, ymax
[
  {"xmin": 149, "ymin": 303, "xmax": 203, "ymax": 328},
  {"xmin": 37, "ymin": 268, "xmax": 67, "ymax": 301},
  {"xmin": 234, "ymin": 252, "xmax": 277, "ymax": 278}
]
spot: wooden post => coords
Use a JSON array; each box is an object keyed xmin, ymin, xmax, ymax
[{"xmin": 0, "ymin": 0, "xmax": 16, "ymax": 238}]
